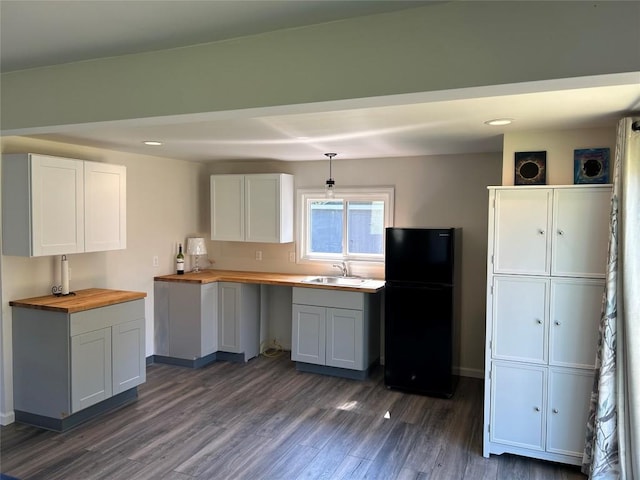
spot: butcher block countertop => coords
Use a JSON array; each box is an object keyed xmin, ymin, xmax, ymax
[
  {"xmin": 154, "ymin": 269, "xmax": 385, "ymax": 293},
  {"xmin": 9, "ymin": 288, "xmax": 147, "ymax": 313}
]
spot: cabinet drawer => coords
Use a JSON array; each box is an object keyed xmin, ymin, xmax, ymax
[
  {"xmin": 293, "ymin": 287, "xmax": 363, "ymax": 310},
  {"xmin": 71, "ymin": 299, "xmax": 144, "ymax": 336}
]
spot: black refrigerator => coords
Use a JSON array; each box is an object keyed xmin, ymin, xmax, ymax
[{"xmin": 384, "ymin": 227, "xmax": 461, "ymax": 398}]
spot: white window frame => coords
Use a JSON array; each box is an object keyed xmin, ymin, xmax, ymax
[{"xmin": 296, "ymin": 186, "xmax": 394, "ymax": 265}]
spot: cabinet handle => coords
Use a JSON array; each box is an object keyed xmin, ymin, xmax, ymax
[
  {"xmin": 534, "ymin": 407, "xmax": 540, "ymax": 412},
  {"xmin": 553, "ymin": 409, "xmax": 559, "ymax": 414},
  {"xmin": 557, "ymin": 229, "xmax": 564, "ymax": 235},
  {"xmin": 538, "ymin": 229, "xmax": 545, "ymax": 235}
]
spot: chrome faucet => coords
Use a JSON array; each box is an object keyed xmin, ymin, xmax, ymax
[{"xmin": 332, "ymin": 261, "xmax": 349, "ymax": 277}]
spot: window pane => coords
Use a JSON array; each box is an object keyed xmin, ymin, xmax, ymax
[
  {"xmin": 309, "ymin": 200, "xmax": 343, "ymax": 254},
  {"xmin": 347, "ymin": 201, "xmax": 384, "ymax": 254}
]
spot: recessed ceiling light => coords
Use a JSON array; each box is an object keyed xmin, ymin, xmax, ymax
[
  {"xmin": 484, "ymin": 118, "xmax": 513, "ymax": 126},
  {"xmin": 143, "ymin": 141, "xmax": 163, "ymax": 146}
]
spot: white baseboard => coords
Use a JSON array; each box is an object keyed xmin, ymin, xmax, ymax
[{"xmin": 1, "ymin": 410, "xmax": 15, "ymax": 426}]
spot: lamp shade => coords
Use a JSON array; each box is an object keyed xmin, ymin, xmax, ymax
[{"xmin": 186, "ymin": 237, "xmax": 207, "ymax": 256}]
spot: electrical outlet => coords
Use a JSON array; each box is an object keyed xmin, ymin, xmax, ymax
[
  {"xmin": 289, "ymin": 252, "xmax": 295, "ymax": 263},
  {"xmin": 255, "ymin": 250, "xmax": 262, "ymax": 261},
  {"xmin": 153, "ymin": 256, "xmax": 159, "ymax": 267}
]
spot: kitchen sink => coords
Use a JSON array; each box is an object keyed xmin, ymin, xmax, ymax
[{"xmin": 301, "ymin": 276, "xmax": 368, "ymax": 287}]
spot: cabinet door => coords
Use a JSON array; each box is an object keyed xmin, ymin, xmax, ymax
[
  {"xmin": 547, "ymin": 368, "xmax": 594, "ymax": 457},
  {"xmin": 490, "ymin": 362, "xmax": 546, "ymax": 451},
  {"xmin": 326, "ymin": 308, "xmax": 363, "ymax": 370},
  {"xmin": 84, "ymin": 161, "xmax": 126, "ymax": 252},
  {"xmin": 292, "ymin": 304, "xmax": 326, "ymax": 365},
  {"xmin": 71, "ymin": 328, "xmax": 112, "ymax": 412},
  {"xmin": 112, "ymin": 318, "xmax": 146, "ymax": 394},
  {"xmin": 218, "ymin": 282, "xmax": 241, "ymax": 352},
  {"xmin": 549, "ymin": 279, "xmax": 604, "ymax": 369},
  {"xmin": 492, "ymin": 188, "xmax": 552, "ymax": 275},
  {"xmin": 31, "ymin": 154, "xmax": 85, "ymax": 256},
  {"xmin": 492, "ymin": 276, "xmax": 548, "ymax": 364},
  {"xmin": 245, "ymin": 174, "xmax": 293, "ymax": 243},
  {"xmin": 551, "ymin": 188, "xmax": 610, "ymax": 278},
  {"xmin": 210, "ymin": 175, "xmax": 244, "ymax": 241}
]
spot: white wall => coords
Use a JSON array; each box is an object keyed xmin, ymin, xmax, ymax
[{"xmin": 0, "ymin": 137, "xmax": 205, "ymax": 424}]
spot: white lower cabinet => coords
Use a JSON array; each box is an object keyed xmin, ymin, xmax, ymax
[
  {"xmin": 490, "ymin": 363, "xmax": 594, "ymax": 458},
  {"xmin": 291, "ymin": 287, "xmax": 379, "ymax": 376},
  {"xmin": 218, "ymin": 282, "xmax": 260, "ymax": 362},
  {"xmin": 12, "ymin": 298, "xmax": 146, "ymax": 431}
]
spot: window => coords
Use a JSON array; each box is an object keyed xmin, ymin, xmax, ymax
[{"xmin": 297, "ymin": 187, "xmax": 394, "ymax": 263}]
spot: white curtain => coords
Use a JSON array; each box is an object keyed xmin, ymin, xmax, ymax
[{"xmin": 583, "ymin": 117, "xmax": 640, "ymax": 479}]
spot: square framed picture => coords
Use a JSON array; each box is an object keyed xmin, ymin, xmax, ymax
[
  {"xmin": 514, "ymin": 151, "xmax": 546, "ymax": 185},
  {"xmin": 574, "ymin": 148, "xmax": 610, "ymax": 184}
]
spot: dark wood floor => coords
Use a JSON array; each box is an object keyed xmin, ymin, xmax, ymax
[{"xmin": 1, "ymin": 353, "xmax": 586, "ymax": 480}]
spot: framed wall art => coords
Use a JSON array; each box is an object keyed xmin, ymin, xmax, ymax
[
  {"xmin": 574, "ymin": 148, "xmax": 610, "ymax": 184},
  {"xmin": 514, "ymin": 151, "xmax": 546, "ymax": 185}
]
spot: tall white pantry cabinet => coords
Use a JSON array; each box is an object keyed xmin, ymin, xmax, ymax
[{"xmin": 483, "ymin": 185, "xmax": 611, "ymax": 466}]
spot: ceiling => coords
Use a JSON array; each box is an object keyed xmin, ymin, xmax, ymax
[{"xmin": 2, "ymin": 0, "xmax": 639, "ymax": 163}]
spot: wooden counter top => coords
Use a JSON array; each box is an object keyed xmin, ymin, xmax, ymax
[
  {"xmin": 154, "ymin": 269, "xmax": 385, "ymax": 293},
  {"xmin": 9, "ymin": 288, "xmax": 147, "ymax": 313}
]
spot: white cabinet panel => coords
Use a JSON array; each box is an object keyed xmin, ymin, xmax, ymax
[
  {"xmin": 551, "ymin": 188, "xmax": 610, "ymax": 278},
  {"xmin": 84, "ymin": 161, "xmax": 126, "ymax": 252},
  {"xmin": 210, "ymin": 174, "xmax": 245, "ymax": 241},
  {"xmin": 490, "ymin": 363, "xmax": 546, "ymax": 451},
  {"xmin": 493, "ymin": 188, "xmax": 552, "ymax": 275},
  {"xmin": 492, "ymin": 276, "xmax": 548, "ymax": 364},
  {"xmin": 547, "ymin": 368, "xmax": 594, "ymax": 456},
  {"xmin": 549, "ymin": 279, "xmax": 604, "ymax": 369}
]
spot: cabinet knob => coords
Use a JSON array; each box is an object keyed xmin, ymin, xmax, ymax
[
  {"xmin": 555, "ymin": 320, "xmax": 561, "ymax": 326},
  {"xmin": 534, "ymin": 407, "xmax": 540, "ymax": 412},
  {"xmin": 557, "ymin": 229, "xmax": 564, "ymax": 235},
  {"xmin": 536, "ymin": 319, "xmax": 543, "ymax": 324},
  {"xmin": 538, "ymin": 229, "xmax": 545, "ymax": 235},
  {"xmin": 553, "ymin": 409, "xmax": 559, "ymax": 414}
]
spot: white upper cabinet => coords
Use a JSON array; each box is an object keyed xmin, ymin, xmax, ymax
[
  {"xmin": 491, "ymin": 186, "xmax": 610, "ymax": 277},
  {"xmin": 2, "ymin": 153, "xmax": 126, "ymax": 256},
  {"xmin": 210, "ymin": 173, "xmax": 294, "ymax": 243}
]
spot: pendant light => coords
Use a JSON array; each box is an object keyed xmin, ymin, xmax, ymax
[{"xmin": 324, "ymin": 152, "xmax": 337, "ymax": 198}]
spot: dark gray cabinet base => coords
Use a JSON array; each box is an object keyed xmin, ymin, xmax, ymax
[{"xmin": 15, "ymin": 388, "xmax": 138, "ymax": 432}]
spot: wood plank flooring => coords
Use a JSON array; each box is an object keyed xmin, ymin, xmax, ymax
[{"xmin": 1, "ymin": 353, "xmax": 586, "ymax": 479}]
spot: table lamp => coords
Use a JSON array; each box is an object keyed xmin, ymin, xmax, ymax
[{"xmin": 186, "ymin": 237, "xmax": 207, "ymax": 272}]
